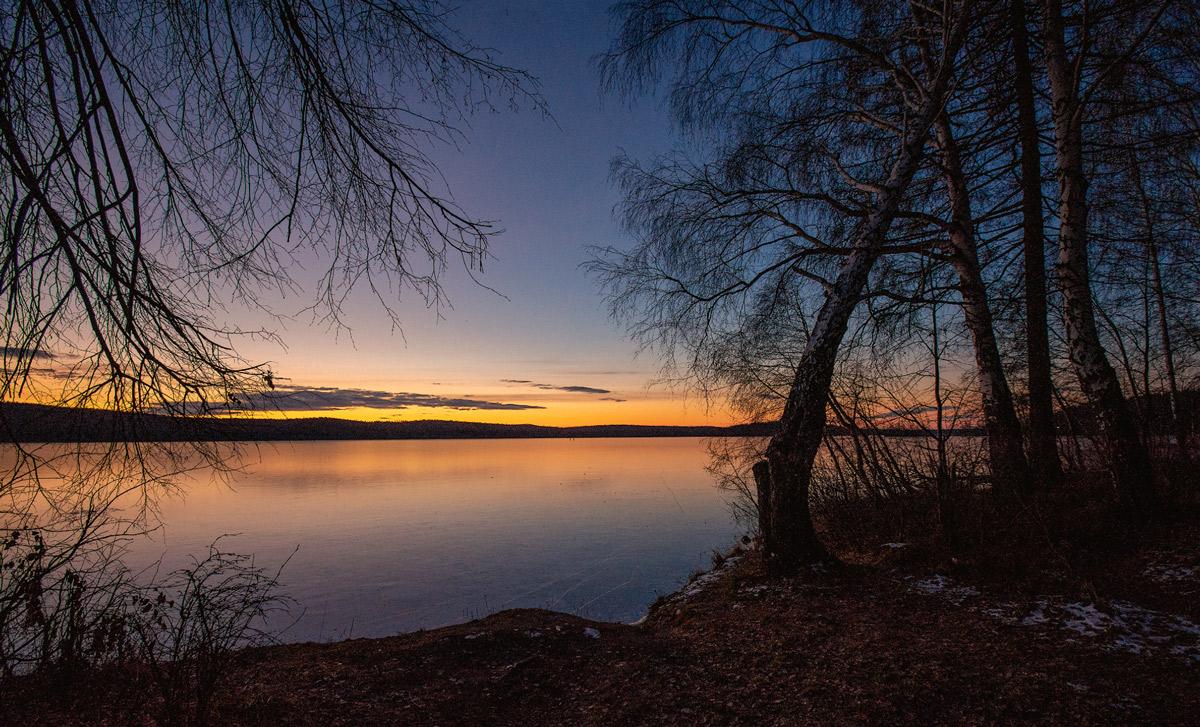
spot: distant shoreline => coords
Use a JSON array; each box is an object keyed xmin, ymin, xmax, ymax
[
  {"xmin": 0, "ymin": 401, "xmax": 769, "ymax": 443},
  {"xmin": 0, "ymin": 402, "xmax": 985, "ymax": 443},
  {"xmin": 0, "ymin": 400, "xmax": 984, "ymax": 446}
]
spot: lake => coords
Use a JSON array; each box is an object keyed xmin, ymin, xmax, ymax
[{"xmin": 122, "ymin": 438, "xmax": 744, "ymax": 642}]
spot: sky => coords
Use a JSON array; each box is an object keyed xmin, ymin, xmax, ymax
[{"xmin": 226, "ymin": 1, "xmax": 733, "ymax": 427}]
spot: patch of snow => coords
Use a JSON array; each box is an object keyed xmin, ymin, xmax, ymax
[
  {"xmin": 1111, "ymin": 634, "xmax": 1145, "ymax": 654},
  {"xmin": 681, "ymin": 558, "xmax": 742, "ymax": 597},
  {"xmin": 583, "ymin": 627, "xmax": 601, "ymax": 639},
  {"xmin": 1108, "ymin": 697, "xmax": 1142, "ymax": 711},
  {"xmin": 464, "ymin": 632, "xmax": 485, "ymax": 640},
  {"xmin": 1021, "ymin": 605, "xmax": 1049, "ymax": 626},
  {"xmin": 654, "ymin": 553, "xmax": 745, "ymax": 609},
  {"xmin": 883, "ymin": 542, "xmax": 907, "ymax": 549},
  {"xmin": 911, "ymin": 575, "xmax": 980, "ymax": 604},
  {"xmin": 984, "ymin": 603, "xmax": 1019, "ymax": 625},
  {"xmin": 1061, "ymin": 602, "xmax": 1112, "ymax": 637},
  {"xmin": 680, "ymin": 570, "xmax": 722, "ymax": 598},
  {"xmin": 1143, "ymin": 564, "xmax": 1199, "ymax": 582},
  {"xmin": 524, "ymin": 630, "xmax": 542, "ymax": 638},
  {"xmin": 627, "ymin": 615, "xmax": 648, "ymax": 627},
  {"xmin": 1009, "ymin": 598, "xmax": 1200, "ymax": 660},
  {"xmin": 1066, "ymin": 682, "xmax": 1090, "ymax": 692},
  {"xmin": 1171, "ymin": 645, "xmax": 1200, "ymax": 662},
  {"xmin": 1167, "ymin": 614, "xmax": 1200, "ymax": 638}
]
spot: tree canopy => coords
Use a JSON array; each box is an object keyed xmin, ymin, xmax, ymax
[{"xmin": 596, "ymin": 0, "xmax": 1200, "ymax": 569}]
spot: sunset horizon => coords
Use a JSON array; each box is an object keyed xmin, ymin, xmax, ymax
[{"xmin": 6, "ymin": 0, "xmax": 1198, "ymax": 723}]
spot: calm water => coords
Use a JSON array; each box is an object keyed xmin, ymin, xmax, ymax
[{"xmin": 122, "ymin": 438, "xmax": 742, "ymax": 642}]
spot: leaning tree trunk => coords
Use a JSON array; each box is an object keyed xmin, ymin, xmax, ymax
[
  {"xmin": 1011, "ymin": 0, "xmax": 1063, "ymax": 486},
  {"xmin": 933, "ymin": 115, "xmax": 1031, "ymax": 498},
  {"xmin": 761, "ymin": 94, "xmax": 951, "ymax": 572},
  {"xmin": 1041, "ymin": 0, "xmax": 1156, "ymax": 510}
]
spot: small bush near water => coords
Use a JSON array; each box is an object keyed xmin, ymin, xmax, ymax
[{"xmin": 1, "ymin": 537, "xmax": 290, "ymax": 727}]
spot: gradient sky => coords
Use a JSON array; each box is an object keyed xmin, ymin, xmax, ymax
[{"xmin": 224, "ymin": 1, "xmax": 732, "ymax": 427}]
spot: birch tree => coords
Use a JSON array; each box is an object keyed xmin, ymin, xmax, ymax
[
  {"xmin": 596, "ymin": 0, "xmax": 975, "ymax": 570},
  {"xmin": 1037, "ymin": 0, "xmax": 1200, "ymax": 509}
]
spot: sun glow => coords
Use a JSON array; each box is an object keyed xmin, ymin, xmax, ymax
[{"xmin": 242, "ymin": 396, "xmax": 735, "ymax": 428}]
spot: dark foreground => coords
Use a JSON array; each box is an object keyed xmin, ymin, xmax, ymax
[{"xmin": 7, "ymin": 527, "xmax": 1199, "ymax": 726}]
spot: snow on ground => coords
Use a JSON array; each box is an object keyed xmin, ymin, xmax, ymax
[
  {"xmin": 907, "ymin": 575, "xmax": 1200, "ymax": 661},
  {"xmin": 678, "ymin": 556, "xmax": 742, "ymax": 599},
  {"xmin": 649, "ymin": 556, "xmax": 745, "ymax": 615},
  {"xmin": 907, "ymin": 575, "xmax": 981, "ymax": 605},
  {"xmin": 1020, "ymin": 602, "xmax": 1049, "ymax": 626},
  {"xmin": 1034, "ymin": 599, "xmax": 1200, "ymax": 660},
  {"xmin": 1143, "ymin": 564, "xmax": 1199, "ymax": 582},
  {"xmin": 663, "ymin": 553, "xmax": 1199, "ymax": 662}
]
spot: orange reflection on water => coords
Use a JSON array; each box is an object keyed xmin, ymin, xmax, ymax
[
  {"xmin": 169, "ymin": 438, "xmax": 723, "ymax": 522},
  {"xmin": 123, "ymin": 438, "xmax": 741, "ymax": 640}
]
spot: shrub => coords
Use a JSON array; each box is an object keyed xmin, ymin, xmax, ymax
[{"xmin": 125, "ymin": 541, "xmax": 293, "ymax": 727}]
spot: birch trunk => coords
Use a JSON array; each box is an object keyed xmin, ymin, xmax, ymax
[
  {"xmin": 763, "ymin": 95, "xmax": 950, "ymax": 571},
  {"xmin": 933, "ymin": 116, "xmax": 1031, "ymax": 497},
  {"xmin": 1041, "ymin": 0, "xmax": 1156, "ymax": 510}
]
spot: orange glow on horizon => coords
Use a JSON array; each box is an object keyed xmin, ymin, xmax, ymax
[
  {"xmin": 242, "ymin": 398, "xmax": 738, "ymax": 428},
  {"xmin": 11, "ymin": 364, "xmax": 738, "ymax": 428}
]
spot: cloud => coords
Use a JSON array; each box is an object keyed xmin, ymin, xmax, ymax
[
  {"xmin": 1, "ymin": 346, "xmax": 55, "ymax": 360},
  {"xmin": 501, "ymin": 379, "xmax": 612, "ymax": 395},
  {"xmin": 225, "ymin": 385, "xmax": 546, "ymax": 412},
  {"xmin": 29, "ymin": 366, "xmax": 69, "ymax": 379},
  {"xmin": 600, "ymin": 397, "xmax": 627, "ymax": 403},
  {"xmin": 870, "ymin": 406, "xmax": 936, "ymax": 420},
  {"xmin": 0, "ymin": 346, "xmax": 73, "ymax": 380}
]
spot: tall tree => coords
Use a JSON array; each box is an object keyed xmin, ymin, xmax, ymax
[
  {"xmin": 931, "ymin": 109, "xmax": 1031, "ymax": 497},
  {"xmin": 1038, "ymin": 0, "xmax": 1181, "ymax": 510},
  {"xmin": 1009, "ymin": 0, "xmax": 1063, "ymax": 484},
  {"xmin": 598, "ymin": 0, "xmax": 974, "ymax": 570}
]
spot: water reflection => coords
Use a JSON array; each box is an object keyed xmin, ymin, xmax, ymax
[{"xmin": 123, "ymin": 438, "xmax": 742, "ymax": 642}]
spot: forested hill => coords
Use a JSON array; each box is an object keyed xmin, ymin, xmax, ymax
[{"xmin": 0, "ymin": 402, "xmax": 776, "ymax": 443}]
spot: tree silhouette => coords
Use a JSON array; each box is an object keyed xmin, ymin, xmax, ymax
[
  {"xmin": 597, "ymin": 0, "xmax": 1200, "ymax": 569},
  {"xmin": 596, "ymin": 0, "xmax": 976, "ymax": 570},
  {"xmin": 1, "ymin": 0, "xmax": 543, "ymax": 415},
  {"xmin": 0, "ymin": 0, "xmax": 541, "ymax": 677}
]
